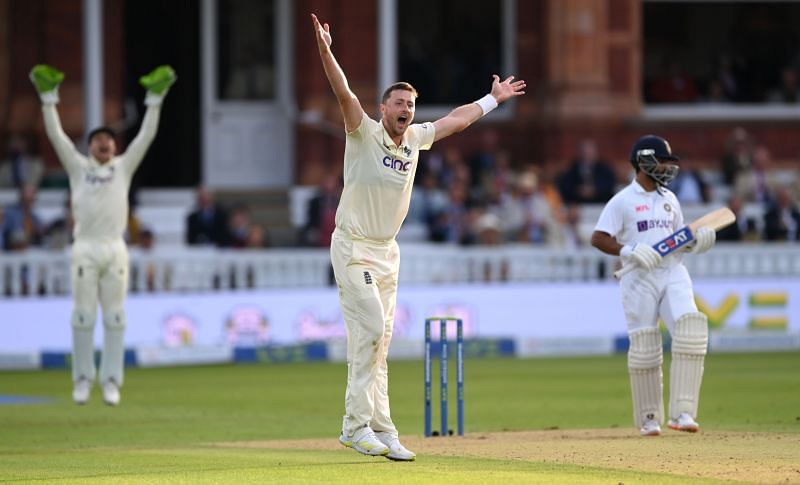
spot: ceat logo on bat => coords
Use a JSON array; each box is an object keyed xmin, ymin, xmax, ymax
[{"xmin": 656, "ymin": 227, "xmax": 692, "ymax": 256}]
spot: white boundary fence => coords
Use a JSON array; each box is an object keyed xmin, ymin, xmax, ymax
[{"xmin": 2, "ymin": 243, "xmax": 800, "ymax": 297}]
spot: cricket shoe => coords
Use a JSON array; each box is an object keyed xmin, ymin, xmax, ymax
[
  {"xmin": 374, "ymin": 431, "xmax": 416, "ymax": 461},
  {"xmin": 639, "ymin": 419, "xmax": 662, "ymax": 436},
  {"xmin": 339, "ymin": 426, "xmax": 389, "ymax": 456},
  {"xmin": 72, "ymin": 377, "xmax": 91, "ymax": 405},
  {"xmin": 102, "ymin": 380, "xmax": 121, "ymax": 406},
  {"xmin": 668, "ymin": 413, "xmax": 699, "ymax": 433}
]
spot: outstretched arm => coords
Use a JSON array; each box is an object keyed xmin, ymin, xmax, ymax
[
  {"xmin": 432, "ymin": 75, "xmax": 526, "ymax": 142},
  {"xmin": 123, "ymin": 65, "xmax": 176, "ymax": 174},
  {"xmin": 30, "ymin": 65, "xmax": 83, "ymax": 174},
  {"xmin": 312, "ymin": 13, "xmax": 364, "ymax": 133}
]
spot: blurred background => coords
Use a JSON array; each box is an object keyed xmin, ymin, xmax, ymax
[{"xmin": 1, "ymin": 0, "xmax": 799, "ymax": 367}]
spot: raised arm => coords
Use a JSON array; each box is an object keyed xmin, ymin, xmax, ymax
[
  {"xmin": 312, "ymin": 13, "xmax": 364, "ymax": 133},
  {"xmin": 30, "ymin": 65, "xmax": 83, "ymax": 174},
  {"xmin": 432, "ymin": 75, "xmax": 526, "ymax": 142},
  {"xmin": 122, "ymin": 65, "xmax": 176, "ymax": 174}
]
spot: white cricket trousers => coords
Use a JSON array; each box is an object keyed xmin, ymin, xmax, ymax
[
  {"xmin": 70, "ymin": 238, "xmax": 129, "ymax": 385},
  {"xmin": 620, "ymin": 263, "xmax": 698, "ymax": 332},
  {"xmin": 330, "ymin": 229, "xmax": 400, "ymax": 437}
]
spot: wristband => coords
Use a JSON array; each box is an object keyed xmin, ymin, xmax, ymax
[
  {"xmin": 40, "ymin": 90, "xmax": 60, "ymax": 105},
  {"xmin": 145, "ymin": 91, "xmax": 165, "ymax": 106},
  {"xmin": 474, "ymin": 94, "xmax": 498, "ymax": 115}
]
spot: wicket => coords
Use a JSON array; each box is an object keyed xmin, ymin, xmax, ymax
[{"xmin": 424, "ymin": 317, "xmax": 464, "ymax": 437}]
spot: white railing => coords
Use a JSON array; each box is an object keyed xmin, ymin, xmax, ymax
[{"xmin": 2, "ymin": 243, "xmax": 800, "ymax": 297}]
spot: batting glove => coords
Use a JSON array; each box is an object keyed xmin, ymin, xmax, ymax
[
  {"xmin": 620, "ymin": 243, "xmax": 662, "ymax": 271},
  {"xmin": 29, "ymin": 64, "xmax": 64, "ymax": 104},
  {"xmin": 139, "ymin": 65, "xmax": 177, "ymax": 105},
  {"xmin": 688, "ymin": 227, "xmax": 716, "ymax": 254}
]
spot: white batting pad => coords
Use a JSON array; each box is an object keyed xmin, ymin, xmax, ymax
[
  {"xmin": 627, "ymin": 327, "xmax": 664, "ymax": 428},
  {"xmin": 669, "ymin": 312, "xmax": 708, "ymax": 419}
]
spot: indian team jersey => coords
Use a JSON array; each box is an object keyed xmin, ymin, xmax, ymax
[
  {"xmin": 595, "ymin": 180, "xmax": 686, "ymax": 266},
  {"xmin": 42, "ymin": 103, "xmax": 161, "ymax": 242},
  {"xmin": 335, "ymin": 111, "xmax": 435, "ymax": 241}
]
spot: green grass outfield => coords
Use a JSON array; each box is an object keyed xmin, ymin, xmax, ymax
[{"xmin": 1, "ymin": 352, "xmax": 798, "ymax": 483}]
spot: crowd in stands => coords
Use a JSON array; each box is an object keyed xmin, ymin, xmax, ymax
[
  {"xmin": 2, "ymin": 126, "xmax": 800, "ymax": 255},
  {"xmin": 647, "ymin": 58, "xmax": 800, "ymax": 105}
]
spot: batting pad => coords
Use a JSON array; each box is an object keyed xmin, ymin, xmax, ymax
[
  {"xmin": 669, "ymin": 312, "xmax": 708, "ymax": 419},
  {"xmin": 627, "ymin": 327, "xmax": 664, "ymax": 428}
]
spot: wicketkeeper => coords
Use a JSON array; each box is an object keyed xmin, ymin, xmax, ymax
[
  {"xmin": 31, "ymin": 64, "xmax": 175, "ymax": 405},
  {"xmin": 590, "ymin": 135, "xmax": 716, "ymax": 436}
]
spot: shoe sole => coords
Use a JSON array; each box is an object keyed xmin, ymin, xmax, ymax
[
  {"xmin": 339, "ymin": 438, "xmax": 389, "ymax": 456},
  {"xmin": 668, "ymin": 423, "xmax": 699, "ymax": 433},
  {"xmin": 640, "ymin": 429, "xmax": 661, "ymax": 437},
  {"xmin": 385, "ymin": 453, "xmax": 416, "ymax": 461}
]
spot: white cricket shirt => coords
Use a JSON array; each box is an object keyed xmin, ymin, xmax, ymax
[
  {"xmin": 335, "ymin": 112, "xmax": 435, "ymax": 241},
  {"xmin": 43, "ymin": 103, "xmax": 161, "ymax": 242},
  {"xmin": 595, "ymin": 180, "xmax": 686, "ymax": 266}
]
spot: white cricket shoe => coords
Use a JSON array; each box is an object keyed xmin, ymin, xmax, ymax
[
  {"xmin": 668, "ymin": 413, "xmax": 699, "ymax": 433},
  {"xmin": 375, "ymin": 431, "xmax": 416, "ymax": 461},
  {"xmin": 102, "ymin": 380, "xmax": 120, "ymax": 406},
  {"xmin": 72, "ymin": 377, "xmax": 91, "ymax": 405},
  {"xmin": 639, "ymin": 419, "xmax": 662, "ymax": 436},
  {"xmin": 339, "ymin": 426, "xmax": 389, "ymax": 456}
]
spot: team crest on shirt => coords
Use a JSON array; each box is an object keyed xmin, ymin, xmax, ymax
[{"xmin": 664, "ymin": 203, "xmax": 672, "ymax": 212}]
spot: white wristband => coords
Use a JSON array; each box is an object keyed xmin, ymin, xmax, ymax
[
  {"xmin": 40, "ymin": 90, "xmax": 59, "ymax": 105},
  {"xmin": 145, "ymin": 91, "xmax": 165, "ymax": 106},
  {"xmin": 475, "ymin": 94, "xmax": 498, "ymax": 115}
]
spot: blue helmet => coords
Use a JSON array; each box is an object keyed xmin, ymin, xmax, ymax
[{"xmin": 629, "ymin": 135, "xmax": 680, "ymax": 187}]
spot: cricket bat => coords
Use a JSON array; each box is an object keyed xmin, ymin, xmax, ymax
[{"xmin": 614, "ymin": 207, "xmax": 736, "ymax": 279}]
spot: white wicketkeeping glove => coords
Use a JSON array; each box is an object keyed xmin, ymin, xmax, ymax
[
  {"xmin": 689, "ymin": 227, "xmax": 716, "ymax": 254},
  {"xmin": 620, "ymin": 243, "xmax": 662, "ymax": 271}
]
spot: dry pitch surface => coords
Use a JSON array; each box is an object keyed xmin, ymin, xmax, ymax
[{"xmin": 217, "ymin": 429, "xmax": 800, "ymax": 483}]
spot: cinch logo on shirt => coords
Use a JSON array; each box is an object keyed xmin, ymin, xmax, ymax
[
  {"xmin": 383, "ymin": 156, "xmax": 411, "ymax": 173},
  {"xmin": 637, "ymin": 219, "xmax": 672, "ymax": 232}
]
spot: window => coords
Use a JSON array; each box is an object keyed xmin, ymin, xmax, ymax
[
  {"xmin": 217, "ymin": 0, "xmax": 275, "ymax": 100},
  {"xmin": 643, "ymin": 2, "xmax": 800, "ymax": 105},
  {"xmin": 389, "ymin": 0, "xmax": 515, "ymax": 118}
]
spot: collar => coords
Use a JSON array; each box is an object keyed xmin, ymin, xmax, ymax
[
  {"xmin": 631, "ymin": 179, "xmax": 660, "ymax": 195},
  {"xmin": 379, "ymin": 119, "xmax": 409, "ymax": 152}
]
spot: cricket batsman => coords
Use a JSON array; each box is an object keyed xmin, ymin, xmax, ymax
[
  {"xmin": 590, "ymin": 135, "xmax": 716, "ymax": 436},
  {"xmin": 31, "ymin": 64, "xmax": 175, "ymax": 405}
]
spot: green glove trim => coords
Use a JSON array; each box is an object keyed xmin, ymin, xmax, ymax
[
  {"xmin": 139, "ymin": 65, "xmax": 177, "ymax": 95},
  {"xmin": 29, "ymin": 64, "xmax": 64, "ymax": 93}
]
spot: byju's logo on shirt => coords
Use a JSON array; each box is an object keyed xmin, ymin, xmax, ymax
[
  {"xmin": 637, "ymin": 219, "xmax": 672, "ymax": 232},
  {"xmin": 383, "ymin": 156, "xmax": 411, "ymax": 173}
]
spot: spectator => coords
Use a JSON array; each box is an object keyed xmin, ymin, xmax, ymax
[
  {"xmin": 408, "ymin": 170, "xmax": 447, "ymax": 225},
  {"xmin": 481, "ymin": 150, "xmax": 515, "ymax": 206},
  {"xmin": 302, "ymin": 174, "xmax": 341, "ymax": 247},
  {"xmin": 557, "ymin": 139, "xmax": 616, "ymax": 204},
  {"xmin": 1, "ymin": 185, "xmax": 44, "ymax": 251},
  {"xmin": 648, "ymin": 61, "xmax": 699, "ymax": 103},
  {"xmin": 125, "ymin": 194, "xmax": 145, "ymax": 246},
  {"xmin": 186, "ymin": 186, "xmax": 229, "ymax": 246},
  {"xmin": 0, "ymin": 133, "xmax": 44, "ymax": 188},
  {"xmin": 44, "ymin": 192, "xmax": 74, "ymax": 250},
  {"xmin": 497, "ymin": 170, "xmax": 554, "ymax": 244},
  {"xmin": 716, "ymin": 196, "xmax": 746, "ymax": 242},
  {"xmin": 227, "ymin": 204, "xmax": 252, "ymax": 248},
  {"xmin": 720, "ymin": 127, "xmax": 754, "ymax": 186},
  {"xmin": 668, "ymin": 157, "xmax": 711, "ymax": 204},
  {"xmin": 245, "ymin": 223, "xmax": 269, "ymax": 248},
  {"xmin": 429, "ymin": 181, "xmax": 474, "ymax": 244},
  {"xmin": 468, "ymin": 129, "xmax": 499, "ymax": 191},
  {"xmin": 763, "ymin": 186, "xmax": 800, "ymax": 241},
  {"xmin": 767, "ymin": 67, "xmax": 800, "ymax": 103},
  {"xmin": 734, "ymin": 145, "xmax": 780, "ymax": 204}
]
